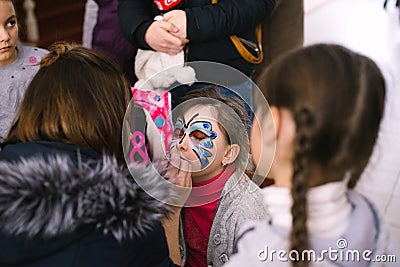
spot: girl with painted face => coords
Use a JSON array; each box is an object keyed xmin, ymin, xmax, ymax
[
  {"xmin": 0, "ymin": 0, "xmax": 48, "ymax": 144},
  {"xmin": 224, "ymin": 44, "xmax": 400, "ymax": 267},
  {"xmin": 167, "ymin": 86, "xmax": 268, "ymax": 267}
]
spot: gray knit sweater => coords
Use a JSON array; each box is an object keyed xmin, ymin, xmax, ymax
[
  {"xmin": 0, "ymin": 45, "xmax": 48, "ymax": 142},
  {"xmin": 179, "ymin": 172, "xmax": 269, "ymax": 267}
]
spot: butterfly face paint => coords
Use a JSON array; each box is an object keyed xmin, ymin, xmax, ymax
[
  {"xmin": 171, "ymin": 113, "xmax": 217, "ymax": 169},
  {"xmin": 170, "ymin": 113, "xmax": 198, "ymax": 152},
  {"xmin": 187, "ymin": 121, "xmax": 217, "ymax": 168}
]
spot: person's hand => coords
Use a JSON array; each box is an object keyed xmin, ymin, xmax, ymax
[
  {"xmin": 165, "ymin": 151, "xmax": 192, "ymax": 187},
  {"xmin": 164, "ymin": 151, "xmax": 192, "ymax": 207},
  {"xmin": 163, "ymin": 10, "xmax": 187, "ymax": 40},
  {"xmin": 145, "ymin": 20, "xmax": 188, "ymax": 55}
]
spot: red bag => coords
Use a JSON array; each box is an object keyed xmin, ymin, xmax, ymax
[{"xmin": 153, "ymin": 0, "xmax": 183, "ymax": 11}]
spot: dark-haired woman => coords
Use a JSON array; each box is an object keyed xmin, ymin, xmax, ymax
[{"xmin": 0, "ymin": 42, "xmax": 186, "ymax": 267}]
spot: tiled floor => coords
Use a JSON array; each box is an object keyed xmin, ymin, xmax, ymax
[{"xmin": 304, "ymin": 0, "xmax": 400, "ymax": 241}]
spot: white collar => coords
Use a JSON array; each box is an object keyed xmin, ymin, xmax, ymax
[{"xmin": 261, "ymin": 180, "xmax": 351, "ymax": 238}]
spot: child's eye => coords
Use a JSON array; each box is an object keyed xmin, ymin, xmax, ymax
[
  {"xmin": 174, "ymin": 128, "xmax": 184, "ymax": 138},
  {"xmin": 7, "ymin": 19, "xmax": 17, "ymax": 27},
  {"xmin": 189, "ymin": 130, "xmax": 208, "ymax": 140}
]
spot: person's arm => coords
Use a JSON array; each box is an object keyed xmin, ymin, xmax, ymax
[
  {"xmin": 118, "ymin": 0, "xmax": 187, "ymax": 54},
  {"xmin": 184, "ymin": 0, "xmax": 276, "ymax": 42},
  {"xmin": 162, "ymin": 207, "xmax": 183, "ymax": 266},
  {"xmin": 162, "ymin": 153, "xmax": 192, "ymax": 266},
  {"xmin": 118, "ymin": 0, "xmax": 154, "ymax": 49}
]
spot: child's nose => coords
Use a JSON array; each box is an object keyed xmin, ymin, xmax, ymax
[
  {"xmin": 177, "ymin": 135, "xmax": 189, "ymax": 152},
  {"xmin": 0, "ymin": 27, "xmax": 10, "ymax": 42}
]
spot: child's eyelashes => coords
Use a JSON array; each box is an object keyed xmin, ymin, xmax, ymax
[
  {"xmin": 172, "ymin": 120, "xmax": 216, "ymax": 142},
  {"xmin": 173, "ymin": 128, "xmax": 185, "ymax": 138},
  {"xmin": 7, "ymin": 19, "xmax": 17, "ymax": 27},
  {"xmin": 189, "ymin": 130, "xmax": 207, "ymax": 140},
  {"xmin": 173, "ymin": 129, "xmax": 208, "ymax": 141}
]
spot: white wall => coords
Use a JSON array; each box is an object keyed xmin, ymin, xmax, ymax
[{"xmin": 304, "ymin": 0, "xmax": 400, "ymax": 242}]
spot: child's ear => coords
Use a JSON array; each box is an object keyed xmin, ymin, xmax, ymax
[
  {"xmin": 270, "ymin": 106, "xmax": 280, "ymax": 138},
  {"xmin": 252, "ymin": 105, "xmax": 279, "ymax": 146},
  {"xmin": 223, "ymin": 144, "xmax": 240, "ymax": 165},
  {"xmin": 250, "ymin": 105, "xmax": 277, "ymax": 178}
]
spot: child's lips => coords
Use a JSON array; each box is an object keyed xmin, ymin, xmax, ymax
[{"xmin": 0, "ymin": 46, "xmax": 11, "ymax": 52}]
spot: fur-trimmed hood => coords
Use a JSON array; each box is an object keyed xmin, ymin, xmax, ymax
[{"xmin": 0, "ymin": 154, "xmax": 173, "ymax": 242}]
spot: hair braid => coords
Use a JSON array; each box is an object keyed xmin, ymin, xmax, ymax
[
  {"xmin": 291, "ymin": 108, "xmax": 314, "ymax": 267},
  {"xmin": 40, "ymin": 42, "xmax": 76, "ymax": 67}
]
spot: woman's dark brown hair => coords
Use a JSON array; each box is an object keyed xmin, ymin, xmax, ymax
[
  {"xmin": 4, "ymin": 42, "xmax": 131, "ymax": 163},
  {"xmin": 256, "ymin": 44, "xmax": 386, "ymax": 266}
]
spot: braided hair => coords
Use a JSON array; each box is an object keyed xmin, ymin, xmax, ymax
[{"xmin": 290, "ymin": 108, "xmax": 314, "ymax": 266}]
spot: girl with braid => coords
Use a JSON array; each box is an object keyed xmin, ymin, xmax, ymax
[{"xmin": 224, "ymin": 44, "xmax": 400, "ymax": 266}]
